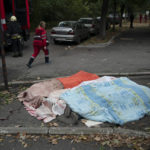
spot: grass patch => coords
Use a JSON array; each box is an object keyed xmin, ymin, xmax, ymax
[
  {"xmin": 81, "ymin": 21, "xmax": 150, "ymax": 45},
  {"xmin": 0, "ymin": 85, "xmax": 29, "ymax": 105},
  {"xmin": 82, "ymin": 26, "xmax": 128, "ymax": 45}
]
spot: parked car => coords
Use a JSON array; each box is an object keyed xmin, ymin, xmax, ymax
[
  {"xmin": 107, "ymin": 13, "xmax": 121, "ymax": 25},
  {"xmin": 78, "ymin": 17, "xmax": 100, "ymax": 35},
  {"xmin": 96, "ymin": 16, "xmax": 110, "ymax": 30},
  {"xmin": 50, "ymin": 21, "xmax": 89, "ymax": 44}
]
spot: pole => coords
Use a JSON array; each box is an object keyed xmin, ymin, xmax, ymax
[{"xmin": 0, "ymin": 21, "xmax": 9, "ymax": 90}]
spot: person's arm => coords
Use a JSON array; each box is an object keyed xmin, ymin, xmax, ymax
[
  {"xmin": 41, "ymin": 29, "xmax": 47, "ymax": 48},
  {"xmin": 6, "ymin": 23, "xmax": 12, "ymax": 37}
]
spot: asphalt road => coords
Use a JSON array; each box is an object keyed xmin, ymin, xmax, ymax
[
  {"xmin": 1, "ymin": 27, "xmax": 150, "ymax": 150},
  {"xmin": 0, "ymin": 27, "xmax": 150, "ymax": 83}
]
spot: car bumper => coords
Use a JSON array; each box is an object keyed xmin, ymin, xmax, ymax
[
  {"xmin": 89, "ymin": 28, "xmax": 96, "ymax": 34},
  {"xmin": 50, "ymin": 34, "xmax": 77, "ymax": 42}
]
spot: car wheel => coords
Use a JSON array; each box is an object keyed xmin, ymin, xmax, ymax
[
  {"xmin": 87, "ymin": 33, "xmax": 90, "ymax": 39},
  {"xmin": 106, "ymin": 23, "xmax": 110, "ymax": 30},
  {"xmin": 76, "ymin": 37, "xmax": 81, "ymax": 44},
  {"xmin": 53, "ymin": 39, "xmax": 58, "ymax": 44}
]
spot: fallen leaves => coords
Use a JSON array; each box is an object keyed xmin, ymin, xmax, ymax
[
  {"xmin": 19, "ymin": 132, "xmax": 26, "ymax": 140},
  {"xmin": 14, "ymin": 133, "xmax": 41, "ymax": 148},
  {"xmin": 145, "ymin": 127, "xmax": 150, "ymax": 133},
  {"xmin": 0, "ymin": 91, "xmax": 9, "ymax": 95},
  {"xmin": 0, "ymin": 90, "xmax": 15, "ymax": 105},
  {"xmin": 0, "ymin": 85, "xmax": 29, "ymax": 105},
  {"xmin": 48, "ymin": 122, "xmax": 59, "ymax": 127},
  {"xmin": 0, "ymin": 133, "xmax": 150, "ymax": 150},
  {"xmin": 0, "ymin": 138, "xmax": 4, "ymax": 142},
  {"xmin": 45, "ymin": 134, "xmax": 150, "ymax": 149},
  {"xmin": 23, "ymin": 143, "xmax": 28, "ymax": 148},
  {"xmin": 15, "ymin": 132, "xmax": 28, "ymax": 148},
  {"xmin": 37, "ymin": 77, "xmax": 41, "ymax": 80},
  {"xmin": 51, "ymin": 138, "xmax": 58, "ymax": 144}
]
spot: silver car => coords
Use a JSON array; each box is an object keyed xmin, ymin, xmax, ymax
[
  {"xmin": 108, "ymin": 13, "xmax": 121, "ymax": 25},
  {"xmin": 50, "ymin": 21, "xmax": 89, "ymax": 44},
  {"xmin": 78, "ymin": 17, "xmax": 100, "ymax": 35}
]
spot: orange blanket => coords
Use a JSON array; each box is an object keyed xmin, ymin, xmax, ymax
[{"xmin": 57, "ymin": 71, "xmax": 99, "ymax": 89}]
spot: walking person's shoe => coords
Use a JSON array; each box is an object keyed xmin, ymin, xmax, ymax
[
  {"xmin": 45, "ymin": 56, "xmax": 51, "ymax": 64},
  {"xmin": 26, "ymin": 57, "xmax": 34, "ymax": 68}
]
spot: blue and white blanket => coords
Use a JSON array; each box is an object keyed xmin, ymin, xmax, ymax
[{"xmin": 60, "ymin": 77, "xmax": 150, "ymax": 125}]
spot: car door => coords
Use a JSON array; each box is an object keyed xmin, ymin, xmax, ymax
[
  {"xmin": 81, "ymin": 23, "xmax": 88, "ymax": 39},
  {"xmin": 95, "ymin": 19, "xmax": 100, "ymax": 34},
  {"xmin": 76, "ymin": 23, "xmax": 83, "ymax": 40}
]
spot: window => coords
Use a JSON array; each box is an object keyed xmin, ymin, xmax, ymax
[
  {"xmin": 79, "ymin": 19, "xmax": 93, "ymax": 24},
  {"xmin": 58, "ymin": 22, "xmax": 76, "ymax": 28}
]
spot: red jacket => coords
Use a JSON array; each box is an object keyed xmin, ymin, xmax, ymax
[{"xmin": 33, "ymin": 27, "xmax": 46, "ymax": 47}]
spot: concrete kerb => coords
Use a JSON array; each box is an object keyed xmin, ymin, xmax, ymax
[
  {"xmin": 0, "ymin": 127, "xmax": 48, "ymax": 135},
  {"xmin": 0, "ymin": 127, "xmax": 150, "ymax": 138},
  {"xmin": 0, "ymin": 72, "xmax": 150, "ymax": 87}
]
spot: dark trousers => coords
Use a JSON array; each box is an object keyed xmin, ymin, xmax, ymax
[{"xmin": 12, "ymin": 39, "xmax": 22, "ymax": 54}]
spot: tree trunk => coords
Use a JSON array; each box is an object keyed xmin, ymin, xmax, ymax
[
  {"xmin": 112, "ymin": 0, "xmax": 116, "ymax": 31},
  {"xmin": 100, "ymin": 0, "xmax": 109, "ymax": 39},
  {"xmin": 0, "ymin": 22, "xmax": 9, "ymax": 90},
  {"xmin": 119, "ymin": 4, "xmax": 125, "ymax": 27}
]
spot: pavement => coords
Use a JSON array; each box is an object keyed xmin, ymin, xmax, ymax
[
  {"xmin": 0, "ymin": 26, "xmax": 150, "ymax": 139},
  {"xmin": 1, "ymin": 26, "xmax": 150, "ymax": 82},
  {"xmin": 0, "ymin": 74, "xmax": 150, "ymax": 138}
]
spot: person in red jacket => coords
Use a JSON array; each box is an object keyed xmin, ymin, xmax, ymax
[
  {"xmin": 139, "ymin": 14, "xmax": 142, "ymax": 23},
  {"xmin": 26, "ymin": 21, "xmax": 50, "ymax": 68}
]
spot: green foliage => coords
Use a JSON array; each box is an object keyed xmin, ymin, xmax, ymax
[
  {"xmin": 30, "ymin": 0, "xmax": 150, "ymax": 30},
  {"xmin": 30, "ymin": 0, "xmax": 102, "ymax": 29},
  {"xmin": 87, "ymin": 0, "xmax": 103, "ymax": 17},
  {"xmin": 99, "ymin": 145, "xmax": 105, "ymax": 150},
  {"xmin": 119, "ymin": 0, "xmax": 150, "ymax": 13}
]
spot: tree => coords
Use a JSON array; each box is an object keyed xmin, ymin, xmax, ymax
[
  {"xmin": 31, "ymin": 0, "xmax": 90, "ymax": 28},
  {"xmin": 112, "ymin": 0, "xmax": 117, "ymax": 31},
  {"xmin": 99, "ymin": 0, "xmax": 109, "ymax": 39},
  {"xmin": 30, "ymin": 0, "xmax": 42, "ymax": 29},
  {"xmin": 119, "ymin": 0, "xmax": 125, "ymax": 27},
  {"xmin": 30, "ymin": 0, "xmax": 150, "ymax": 30}
]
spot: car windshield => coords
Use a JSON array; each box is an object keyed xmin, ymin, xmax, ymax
[
  {"xmin": 79, "ymin": 19, "xmax": 93, "ymax": 24},
  {"xmin": 109, "ymin": 14, "xmax": 119, "ymax": 18},
  {"xmin": 58, "ymin": 22, "xmax": 76, "ymax": 28}
]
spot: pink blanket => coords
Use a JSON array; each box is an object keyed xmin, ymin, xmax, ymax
[
  {"xmin": 17, "ymin": 72, "xmax": 101, "ymax": 123},
  {"xmin": 18, "ymin": 78, "xmax": 65, "ymax": 122}
]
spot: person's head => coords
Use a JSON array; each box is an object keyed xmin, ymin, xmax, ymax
[
  {"xmin": 39, "ymin": 21, "xmax": 46, "ymax": 29},
  {"xmin": 10, "ymin": 16, "xmax": 17, "ymax": 22}
]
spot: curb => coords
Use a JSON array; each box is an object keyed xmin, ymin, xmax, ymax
[
  {"xmin": 77, "ymin": 34, "xmax": 118, "ymax": 48},
  {"xmin": 96, "ymin": 72, "xmax": 150, "ymax": 77},
  {"xmin": 0, "ymin": 72, "xmax": 150, "ymax": 87},
  {"xmin": 0, "ymin": 127, "xmax": 150, "ymax": 137}
]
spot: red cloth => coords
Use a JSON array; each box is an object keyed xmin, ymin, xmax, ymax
[{"xmin": 57, "ymin": 71, "xmax": 99, "ymax": 89}]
